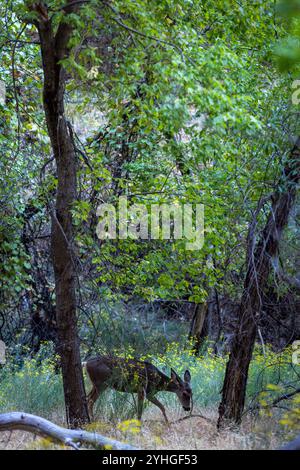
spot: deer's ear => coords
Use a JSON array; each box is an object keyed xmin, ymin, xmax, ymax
[
  {"xmin": 184, "ymin": 369, "xmax": 191, "ymax": 383},
  {"xmin": 171, "ymin": 368, "xmax": 181, "ymax": 383}
]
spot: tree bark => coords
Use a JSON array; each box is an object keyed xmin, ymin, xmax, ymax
[
  {"xmin": 0, "ymin": 412, "xmax": 138, "ymax": 450},
  {"xmin": 188, "ymin": 303, "xmax": 208, "ymax": 354},
  {"xmin": 33, "ymin": 2, "xmax": 89, "ymax": 427},
  {"xmin": 218, "ymin": 137, "xmax": 300, "ymax": 428}
]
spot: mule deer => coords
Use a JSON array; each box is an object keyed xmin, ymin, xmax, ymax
[{"xmin": 83, "ymin": 356, "xmax": 192, "ymax": 423}]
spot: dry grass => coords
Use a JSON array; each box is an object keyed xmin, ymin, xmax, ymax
[
  {"xmin": 0, "ymin": 406, "xmax": 288, "ymax": 450},
  {"xmin": 90, "ymin": 407, "xmax": 285, "ymax": 450},
  {"xmin": 0, "ymin": 429, "xmax": 36, "ymax": 450}
]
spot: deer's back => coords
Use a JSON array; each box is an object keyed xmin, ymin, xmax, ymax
[{"xmin": 86, "ymin": 355, "xmax": 165, "ymax": 393}]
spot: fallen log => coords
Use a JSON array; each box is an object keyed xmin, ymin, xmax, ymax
[
  {"xmin": 0, "ymin": 412, "xmax": 138, "ymax": 450},
  {"xmin": 280, "ymin": 434, "xmax": 300, "ymax": 451}
]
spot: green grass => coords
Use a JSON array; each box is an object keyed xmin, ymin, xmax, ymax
[{"xmin": 0, "ymin": 355, "xmax": 64, "ymax": 418}]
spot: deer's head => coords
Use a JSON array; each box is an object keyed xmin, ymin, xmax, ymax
[{"xmin": 170, "ymin": 369, "xmax": 192, "ymax": 411}]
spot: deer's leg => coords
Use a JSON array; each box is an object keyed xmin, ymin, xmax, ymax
[
  {"xmin": 147, "ymin": 395, "xmax": 169, "ymax": 424},
  {"xmin": 137, "ymin": 389, "xmax": 145, "ymax": 420},
  {"xmin": 87, "ymin": 385, "xmax": 100, "ymax": 421}
]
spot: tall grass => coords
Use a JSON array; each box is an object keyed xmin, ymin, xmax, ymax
[{"xmin": 0, "ymin": 350, "xmax": 64, "ymax": 418}]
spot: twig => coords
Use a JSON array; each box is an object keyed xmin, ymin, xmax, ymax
[
  {"xmin": 104, "ymin": 2, "xmax": 195, "ymax": 65},
  {"xmin": 271, "ymin": 387, "xmax": 300, "ymax": 407},
  {"xmin": 172, "ymin": 413, "xmax": 214, "ymax": 424}
]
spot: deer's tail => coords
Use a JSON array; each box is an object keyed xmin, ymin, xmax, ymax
[{"xmin": 82, "ymin": 361, "xmax": 87, "ymax": 368}]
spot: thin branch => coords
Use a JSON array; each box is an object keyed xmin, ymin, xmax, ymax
[
  {"xmin": 60, "ymin": 0, "xmax": 91, "ymax": 10},
  {"xmin": 104, "ymin": 2, "xmax": 194, "ymax": 65},
  {"xmin": 172, "ymin": 413, "xmax": 214, "ymax": 424},
  {"xmin": 271, "ymin": 387, "xmax": 300, "ymax": 407}
]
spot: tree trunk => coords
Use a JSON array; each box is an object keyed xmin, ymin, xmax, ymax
[
  {"xmin": 34, "ymin": 3, "xmax": 89, "ymax": 428},
  {"xmin": 218, "ymin": 137, "xmax": 300, "ymax": 428},
  {"xmin": 189, "ymin": 303, "xmax": 208, "ymax": 354}
]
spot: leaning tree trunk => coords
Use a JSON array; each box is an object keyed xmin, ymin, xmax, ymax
[
  {"xmin": 33, "ymin": 3, "xmax": 89, "ymax": 427},
  {"xmin": 218, "ymin": 137, "xmax": 300, "ymax": 428}
]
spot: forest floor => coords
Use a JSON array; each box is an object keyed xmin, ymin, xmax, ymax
[{"xmin": 0, "ymin": 407, "xmax": 288, "ymax": 450}]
